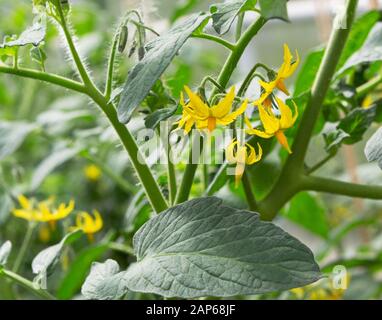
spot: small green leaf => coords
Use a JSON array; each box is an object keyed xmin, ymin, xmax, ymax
[
  {"xmin": 323, "ymin": 128, "xmax": 350, "ymax": 154},
  {"xmin": 293, "ymin": 48, "xmax": 324, "ymax": 96},
  {"xmin": 0, "ymin": 20, "xmax": 46, "ymax": 49},
  {"xmin": 365, "ymin": 127, "xmax": 382, "ymax": 170},
  {"xmin": 123, "ymin": 197, "xmax": 321, "ymax": 298},
  {"xmin": 144, "ymin": 105, "xmax": 178, "ymax": 129},
  {"xmin": 284, "ymin": 192, "xmax": 329, "ymax": 238},
  {"xmin": 31, "ymin": 147, "xmax": 80, "ymax": 190},
  {"xmin": 0, "ymin": 121, "xmax": 36, "ymax": 160},
  {"xmin": 0, "ymin": 241, "xmax": 12, "ymax": 267},
  {"xmin": 210, "ymin": 0, "xmax": 257, "ymax": 35},
  {"xmin": 82, "ymin": 259, "xmax": 128, "ymax": 300},
  {"xmin": 32, "ymin": 230, "xmax": 82, "ymax": 276},
  {"xmin": 30, "ymin": 46, "xmax": 47, "ymax": 67},
  {"xmin": 117, "ymin": 13, "xmax": 209, "ymax": 123},
  {"xmin": 259, "ymin": 0, "xmax": 288, "ymax": 21},
  {"xmin": 57, "ymin": 244, "xmax": 108, "ymax": 300},
  {"xmin": 338, "ymin": 22, "xmax": 382, "ymax": 74}
]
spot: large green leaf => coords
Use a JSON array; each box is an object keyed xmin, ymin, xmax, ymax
[
  {"xmin": 0, "ymin": 121, "xmax": 36, "ymax": 160},
  {"xmin": 32, "ymin": 230, "xmax": 82, "ymax": 276},
  {"xmin": 0, "ymin": 241, "xmax": 11, "ymax": 267},
  {"xmin": 365, "ymin": 127, "xmax": 382, "ymax": 170},
  {"xmin": 338, "ymin": 22, "xmax": 382, "ymax": 75},
  {"xmin": 82, "ymin": 259, "xmax": 127, "ymax": 300},
  {"xmin": 284, "ymin": 192, "xmax": 329, "ymax": 238},
  {"xmin": 30, "ymin": 147, "xmax": 80, "ymax": 190},
  {"xmin": 259, "ymin": 0, "xmax": 288, "ymax": 21},
  {"xmin": 117, "ymin": 13, "xmax": 208, "ymax": 123},
  {"xmin": 123, "ymin": 197, "xmax": 321, "ymax": 298},
  {"xmin": 57, "ymin": 244, "xmax": 108, "ymax": 300},
  {"xmin": 210, "ymin": 0, "xmax": 257, "ymax": 35}
]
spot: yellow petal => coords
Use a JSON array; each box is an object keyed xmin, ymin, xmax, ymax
[
  {"xmin": 244, "ymin": 116, "xmax": 274, "ymax": 138},
  {"xmin": 184, "ymin": 86, "xmax": 209, "ymax": 118},
  {"xmin": 258, "ymin": 105, "xmax": 280, "ymax": 134},
  {"xmin": 225, "ymin": 139, "xmax": 238, "ymax": 164},
  {"xmin": 217, "ymin": 99, "xmax": 248, "ymax": 125},
  {"xmin": 18, "ymin": 194, "xmax": 31, "ymax": 210},
  {"xmin": 246, "ymin": 143, "xmax": 263, "ymax": 165},
  {"xmin": 277, "ymin": 97, "xmax": 298, "ymax": 129},
  {"xmin": 210, "ymin": 87, "xmax": 235, "ymax": 118}
]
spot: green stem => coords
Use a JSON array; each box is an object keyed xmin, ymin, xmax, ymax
[
  {"xmin": 12, "ymin": 222, "xmax": 36, "ymax": 274},
  {"xmin": 356, "ymin": 73, "xmax": 382, "ymax": 98},
  {"xmin": 238, "ymin": 63, "xmax": 269, "ymax": 96},
  {"xmin": 242, "ymin": 171, "xmax": 258, "ymax": 211},
  {"xmin": 105, "ymin": 27, "xmax": 119, "ymax": 100},
  {"xmin": 306, "ymin": 153, "xmax": 335, "ymax": 174},
  {"xmin": 235, "ymin": 12, "xmax": 244, "ymax": 42},
  {"xmin": 107, "ymin": 242, "xmax": 135, "ymax": 255},
  {"xmin": 176, "ymin": 17, "xmax": 266, "ymax": 204},
  {"xmin": 259, "ymin": 0, "xmax": 358, "ymax": 221},
  {"xmin": 191, "ymin": 34, "xmax": 235, "ymax": 51},
  {"xmin": 0, "ymin": 65, "xmax": 86, "ymax": 94},
  {"xmin": 0, "ymin": 268, "xmax": 55, "ymax": 300},
  {"xmin": 81, "ymin": 152, "xmax": 137, "ymax": 194},
  {"xmin": 301, "ymin": 175, "xmax": 382, "ymax": 200},
  {"xmin": 205, "ymin": 162, "xmax": 228, "ymax": 196}
]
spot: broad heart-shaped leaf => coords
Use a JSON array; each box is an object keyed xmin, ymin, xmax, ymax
[
  {"xmin": 284, "ymin": 192, "xmax": 329, "ymax": 239},
  {"xmin": 32, "ymin": 230, "xmax": 82, "ymax": 276},
  {"xmin": 31, "ymin": 147, "xmax": 80, "ymax": 190},
  {"xmin": 0, "ymin": 121, "xmax": 36, "ymax": 160},
  {"xmin": 82, "ymin": 260, "xmax": 128, "ymax": 300},
  {"xmin": 117, "ymin": 13, "xmax": 209, "ymax": 124},
  {"xmin": 365, "ymin": 127, "xmax": 382, "ymax": 170},
  {"xmin": 210, "ymin": 0, "xmax": 257, "ymax": 35},
  {"xmin": 259, "ymin": 0, "xmax": 288, "ymax": 21},
  {"xmin": 338, "ymin": 22, "xmax": 382, "ymax": 75},
  {"xmin": 123, "ymin": 197, "xmax": 321, "ymax": 298},
  {"xmin": 0, "ymin": 241, "xmax": 12, "ymax": 267},
  {"xmin": 0, "ymin": 20, "xmax": 46, "ymax": 49}
]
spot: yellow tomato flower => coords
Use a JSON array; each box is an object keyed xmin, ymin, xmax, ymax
[
  {"xmin": 226, "ymin": 138, "xmax": 262, "ymax": 187},
  {"xmin": 12, "ymin": 195, "xmax": 75, "ymax": 228},
  {"xmin": 84, "ymin": 164, "xmax": 102, "ymax": 181},
  {"xmin": 246, "ymin": 97, "xmax": 298, "ymax": 153},
  {"xmin": 178, "ymin": 86, "xmax": 248, "ymax": 133},
  {"xmin": 72, "ymin": 210, "xmax": 103, "ymax": 242},
  {"xmin": 256, "ymin": 44, "xmax": 299, "ymax": 106}
]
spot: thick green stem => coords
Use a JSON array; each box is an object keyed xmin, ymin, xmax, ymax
[
  {"xmin": 0, "ymin": 65, "xmax": 86, "ymax": 93},
  {"xmin": 0, "ymin": 269, "xmax": 55, "ymax": 300},
  {"xmin": 12, "ymin": 222, "xmax": 36, "ymax": 274},
  {"xmin": 176, "ymin": 17, "xmax": 266, "ymax": 204},
  {"xmin": 259, "ymin": 0, "xmax": 358, "ymax": 221},
  {"xmin": 301, "ymin": 175, "xmax": 382, "ymax": 200}
]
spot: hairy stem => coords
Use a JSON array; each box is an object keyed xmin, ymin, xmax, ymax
[
  {"xmin": 191, "ymin": 33, "xmax": 235, "ymax": 51},
  {"xmin": 12, "ymin": 222, "xmax": 36, "ymax": 274}
]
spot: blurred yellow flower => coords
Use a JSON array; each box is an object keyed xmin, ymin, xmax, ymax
[
  {"xmin": 71, "ymin": 210, "xmax": 103, "ymax": 242},
  {"xmin": 12, "ymin": 195, "xmax": 75, "ymax": 229},
  {"xmin": 246, "ymin": 98, "xmax": 298, "ymax": 153},
  {"xmin": 84, "ymin": 164, "xmax": 102, "ymax": 181},
  {"xmin": 226, "ymin": 139, "xmax": 262, "ymax": 187},
  {"xmin": 256, "ymin": 44, "xmax": 299, "ymax": 106},
  {"xmin": 178, "ymin": 86, "xmax": 247, "ymax": 133}
]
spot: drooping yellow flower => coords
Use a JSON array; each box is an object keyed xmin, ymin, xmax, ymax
[
  {"xmin": 226, "ymin": 139, "xmax": 262, "ymax": 187},
  {"xmin": 12, "ymin": 195, "xmax": 75, "ymax": 228},
  {"xmin": 256, "ymin": 44, "xmax": 299, "ymax": 106},
  {"xmin": 72, "ymin": 210, "xmax": 103, "ymax": 242},
  {"xmin": 246, "ymin": 97, "xmax": 298, "ymax": 153},
  {"xmin": 84, "ymin": 164, "xmax": 102, "ymax": 181},
  {"xmin": 177, "ymin": 86, "xmax": 248, "ymax": 133}
]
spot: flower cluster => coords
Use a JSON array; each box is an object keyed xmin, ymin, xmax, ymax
[
  {"xmin": 12, "ymin": 194, "xmax": 103, "ymax": 241},
  {"xmin": 176, "ymin": 44, "xmax": 300, "ymax": 186}
]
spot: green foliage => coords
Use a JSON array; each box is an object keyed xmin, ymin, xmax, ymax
[
  {"xmin": 210, "ymin": 0, "xmax": 257, "ymax": 35},
  {"xmin": 0, "ymin": 241, "xmax": 12, "ymax": 267},
  {"xmin": 117, "ymin": 13, "xmax": 208, "ymax": 123},
  {"xmin": 258, "ymin": 0, "xmax": 288, "ymax": 21},
  {"xmin": 365, "ymin": 127, "xmax": 382, "ymax": 170},
  {"xmin": 122, "ymin": 197, "xmax": 321, "ymax": 298},
  {"xmin": 82, "ymin": 259, "xmax": 127, "ymax": 300}
]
